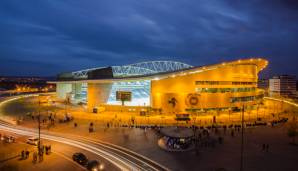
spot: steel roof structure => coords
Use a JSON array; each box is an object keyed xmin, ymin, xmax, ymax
[{"xmin": 71, "ymin": 61, "xmax": 193, "ymax": 79}]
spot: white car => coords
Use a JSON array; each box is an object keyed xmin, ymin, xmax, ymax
[
  {"xmin": 3, "ymin": 135, "xmax": 15, "ymax": 143},
  {"xmin": 26, "ymin": 137, "xmax": 39, "ymax": 145}
]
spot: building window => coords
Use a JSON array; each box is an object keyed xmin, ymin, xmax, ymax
[
  {"xmin": 195, "ymin": 81, "xmax": 257, "ymax": 86},
  {"xmin": 197, "ymin": 87, "xmax": 256, "ymax": 93}
]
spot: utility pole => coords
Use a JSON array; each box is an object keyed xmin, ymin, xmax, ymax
[
  {"xmin": 240, "ymin": 104, "xmax": 245, "ymax": 171},
  {"xmin": 256, "ymin": 104, "xmax": 259, "ymax": 120},
  {"xmin": 38, "ymin": 99, "xmax": 41, "ymax": 157}
]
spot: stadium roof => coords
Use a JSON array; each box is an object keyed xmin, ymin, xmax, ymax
[{"xmin": 51, "ymin": 58, "xmax": 268, "ymax": 83}]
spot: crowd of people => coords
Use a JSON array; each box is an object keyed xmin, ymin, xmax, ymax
[
  {"xmin": 164, "ymin": 137, "xmax": 192, "ymax": 150},
  {"xmin": 20, "ymin": 144, "xmax": 51, "ymax": 163}
]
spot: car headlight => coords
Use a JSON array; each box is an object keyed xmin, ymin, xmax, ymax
[
  {"xmin": 92, "ymin": 168, "xmax": 98, "ymax": 171},
  {"xmin": 99, "ymin": 164, "xmax": 105, "ymax": 170}
]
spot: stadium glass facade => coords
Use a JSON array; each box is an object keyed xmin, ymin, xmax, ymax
[
  {"xmin": 106, "ymin": 80, "xmax": 150, "ymax": 106},
  {"xmin": 50, "ymin": 58, "xmax": 268, "ymax": 113}
]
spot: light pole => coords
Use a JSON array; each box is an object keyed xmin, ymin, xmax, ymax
[
  {"xmin": 256, "ymin": 104, "xmax": 259, "ymax": 121},
  {"xmin": 240, "ymin": 104, "xmax": 245, "ymax": 171},
  {"xmin": 229, "ymin": 108, "xmax": 231, "ymax": 123},
  {"xmin": 37, "ymin": 98, "xmax": 41, "ymax": 159}
]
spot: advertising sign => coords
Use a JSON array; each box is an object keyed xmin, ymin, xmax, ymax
[{"xmin": 116, "ymin": 91, "xmax": 132, "ymax": 102}]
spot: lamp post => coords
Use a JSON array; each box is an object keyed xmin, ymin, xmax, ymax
[
  {"xmin": 37, "ymin": 98, "xmax": 41, "ymax": 159},
  {"xmin": 37, "ymin": 96, "xmax": 48, "ymax": 161},
  {"xmin": 228, "ymin": 108, "xmax": 231, "ymax": 123},
  {"xmin": 240, "ymin": 104, "xmax": 245, "ymax": 171},
  {"xmin": 256, "ymin": 104, "xmax": 259, "ymax": 121}
]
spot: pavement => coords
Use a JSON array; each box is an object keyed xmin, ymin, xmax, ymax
[
  {"xmin": 1, "ymin": 94, "xmax": 298, "ymax": 171},
  {"xmin": 8, "ymin": 119, "xmax": 297, "ymax": 171},
  {"xmin": 0, "ymin": 122, "xmax": 167, "ymax": 171},
  {"xmin": 0, "ymin": 130, "xmax": 85, "ymax": 171}
]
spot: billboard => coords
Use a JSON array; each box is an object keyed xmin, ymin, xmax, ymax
[{"xmin": 116, "ymin": 91, "xmax": 132, "ymax": 102}]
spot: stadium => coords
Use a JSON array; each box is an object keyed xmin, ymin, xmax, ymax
[{"xmin": 50, "ymin": 58, "xmax": 268, "ymax": 114}]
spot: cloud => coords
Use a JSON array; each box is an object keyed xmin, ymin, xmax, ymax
[{"xmin": 0, "ymin": 0, "xmax": 298, "ymax": 76}]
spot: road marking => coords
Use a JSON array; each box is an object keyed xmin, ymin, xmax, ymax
[
  {"xmin": 265, "ymin": 97, "xmax": 298, "ymax": 107},
  {"xmin": 0, "ymin": 95, "xmax": 169, "ymax": 171},
  {"xmin": 52, "ymin": 150, "xmax": 86, "ymax": 170}
]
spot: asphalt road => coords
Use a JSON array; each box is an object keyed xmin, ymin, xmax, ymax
[
  {"xmin": 0, "ymin": 120, "xmax": 169, "ymax": 171},
  {"xmin": 0, "ymin": 130, "xmax": 86, "ymax": 171}
]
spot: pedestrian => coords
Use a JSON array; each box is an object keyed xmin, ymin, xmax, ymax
[
  {"xmin": 266, "ymin": 144, "xmax": 269, "ymax": 152},
  {"xmin": 21, "ymin": 150, "xmax": 25, "ymax": 159},
  {"xmin": 26, "ymin": 150, "xmax": 29, "ymax": 159},
  {"xmin": 39, "ymin": 152, "xmax": 43, "ymax": 162},
  {"xmin": 33, "ymin": 152, "xmax": 37, "ymax": 163},
  {"xmin": 262, "ymin": 144, "xmax": 266, "ymax": 151},
  {"xmin": 45, "ymin": 146, "xmax": 48, "ymax": 155},
  {"xmin": 48, "ymin": 145, "xmax": 51, "ymax": 154}
]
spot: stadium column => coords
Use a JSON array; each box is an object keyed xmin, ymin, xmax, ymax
[
  {"xmin": 56, "ymin": 83, "xmax": 72, "ymax": 100},
  {"xmin": 87, "ymin": 82, "xmax": 112, "ymax": 111}
]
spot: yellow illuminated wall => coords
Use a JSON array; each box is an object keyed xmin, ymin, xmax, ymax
[
  {"xmin": 151, "ymin": 62, "xmax": 264, "ymax": 113},
  {"xmin": 87, "ymin": 83, "xmax": 112, "ymax": 110},
  {"xmin": 53, "ymin": 59, "xmax": 267, "ymax": 113}
]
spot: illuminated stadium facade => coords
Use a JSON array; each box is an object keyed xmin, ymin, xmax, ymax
[{"xmin": 50, "ymin": 58, "xmax": 268, "ymax": 113}]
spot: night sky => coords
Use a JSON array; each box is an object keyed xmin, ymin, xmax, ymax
[{"xmin": 0, "ymin": 0, "xmax": 298, "ymax": 77}]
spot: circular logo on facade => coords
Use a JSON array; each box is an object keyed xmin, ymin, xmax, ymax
[
  {"xmin": 186, "ymin": 93, "xmax": 200, "ymax": 107},
  {"xmin": 189, "ymin": 96, "xmax": 199, "ymax": 105}
]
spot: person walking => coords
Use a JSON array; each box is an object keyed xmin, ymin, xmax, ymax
[
  {"xmin": 33, "ymin": 152, "xmax": 37, "ymax": 163},
  {"xmin": 21, "ymin": 150, "xmax": 25, "ymax": 159},
  {"xmin": 39, "ymin": 153, "xmax": 43, "ymax": 162},
  {"xmin": 26, "ymin": 150, "xmax": 29, "ymax": 159},
  {"xmin": 48, "ymin": 145, "xmax": 51, "ymax": 154},
  {"xmin": 266, "ymin": 144, "xmax": 269, "ymax": 152}
]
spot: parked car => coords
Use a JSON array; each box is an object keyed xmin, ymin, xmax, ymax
[
  {"xmin": 3, "ymin": 135, "xmax": 15, "ymax": 143},
  {"xmin": 26, "ymin": 137, "xmax": 39, "ymax": 145},
  {"xmin": 0, "ymin": 134, "xmax": 5, "ymax": 141},
  {"xmin": 87, "ymin": 160, "xmax": 103, "ymax": 171},
  {"xmin": 72, "ymin": 152, "xmax": 88, "ymax": 166}
]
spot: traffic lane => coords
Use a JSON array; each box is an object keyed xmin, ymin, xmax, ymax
[
  {"xmin": 0, "ymin": 130, "xmax": 120, "ymax": 171},
  {"xmin": 47, "ymin": 139, "xmax": 120, "ymax": 171},
  {"xmin": 0, "ymin": 131, "xmax": 84, "ymax": 171},
  {"xmin": 0, "ymin": 122, "xmax": 167, "ymax": 171}
]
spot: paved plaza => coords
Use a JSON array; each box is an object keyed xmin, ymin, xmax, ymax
[{"xmin": 0, "ymin": 95, "xmax": 298, "ymax": 171}]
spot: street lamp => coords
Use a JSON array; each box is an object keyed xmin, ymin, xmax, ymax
[
  {"xmin": 37, "ymin": 96, "xmax": 47, "ymax": 161},
  {"xmin": 37, "ymin": 98, "xmax": 42, "ymax": 159},
  {"xmin": 240, "ymin": 104, "xmax": 245, "ymax": 171}
]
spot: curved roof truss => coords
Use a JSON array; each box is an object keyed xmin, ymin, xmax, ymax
[{"xmin": 72, "ymin": 61, "xmax": 193, "ymax": 79}]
